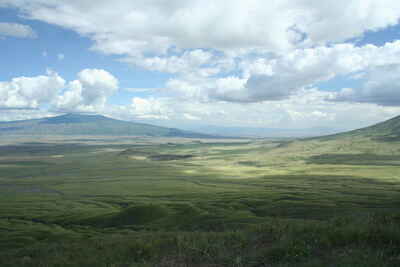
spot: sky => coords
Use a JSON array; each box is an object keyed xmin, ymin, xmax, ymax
[{"xmin": 2, "ymin": 0, "xmax": 400, "ymax": 132}]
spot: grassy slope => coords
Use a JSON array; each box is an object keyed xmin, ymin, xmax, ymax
[
  {"xmin": 314, "ymin": 115, "xmax": 400, "ymax": 142},
  {"xmin": 0, "ymin": 133, "xmax": 400, "ymax": 266}
]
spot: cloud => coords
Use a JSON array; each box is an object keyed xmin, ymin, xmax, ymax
[
  {"xmin": 0, "ymin": 68, "xmax": 118, "ymax": 113},
  {"xmin": 0, "ymin": 22, "xmax": 37, "ymax": 38},
  {"xmin": 161, "ymin": 41, "xmax": 400, "ymax": 103},
  {"xmin": 5, "ymin": 1, "xmax": 400, "ymax": 60},
  {"xmin": 2, "ymin": 69, "xmax": 400, "ymax": 132},
  {"xmin": 5, "ymin": 0, "xmax": 400, "ymax": 106},
  {"xmin": 121, "ymin": 90, "xmax": 400, "ymax": 131},
  {"xmin": 56, "ymin": 69, "xmax": 119, "ymax": 112},
  {"xmin": 130, "ymin": 97, "xmax": 170, "ymax": 119},
  {"xmin": 0, "ymin": 70, "xmax": 65, "ymax": 109},
  {"xmin": 123, "ymin": 49, "xmax": 215, "ymax": 75},
  {"xmin": 3, "ymin": 0, "xmax": 400, "ymax": 129},
  {"xmin": 292, "ymin": 0, "xmax": 400, "ymax": 44},
  {"xmin": 0, "ymin": 109, "xmax": 55, "ymax": 122},
  {"xmin": 332, "ymin": 64, "xmax": 400, "ymax": 106},
  {"xmin": 124, "ymin": 88, "xmax": 163, "ymax": 93},
  {"xmin": 215, "ymin": 43, "xmax": 385, "ymax": 102}
]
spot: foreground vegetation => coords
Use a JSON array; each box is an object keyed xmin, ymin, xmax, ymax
[
  {"xmin": 0, "ymin": 135, "xmax": 400, "ymax": 266},
  {"xmin": 2, "ymin": 213, "xmax": 400, "ymax": 267}
]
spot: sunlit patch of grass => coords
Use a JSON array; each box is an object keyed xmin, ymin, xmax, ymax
[
  {"xmin": 50, "ymin": 155, "xmax": 64, "ymax": 158},
  {"xmin": 129, "ymin": 156, "xmax": 147, "ymax": 160}
]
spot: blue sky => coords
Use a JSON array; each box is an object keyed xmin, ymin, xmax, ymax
[
  {"xmin": 1, "ymin": 1, "xmax": 400, "ymax": 132},
  {"xmin": 0, "ymin": 8, "xmax": 168, "ymax": 96}
]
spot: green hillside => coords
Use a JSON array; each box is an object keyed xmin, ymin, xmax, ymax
[
  {"xmin": 267, "ymin": 114, "xmax": 400, "ymax": 172},
  {"xmin": 0, "ymin": 113, "xmax": 217, "ymax": 138},
  {"xmin": 315, "ymin": 115, "xmax": 400, "ymax": 141}
]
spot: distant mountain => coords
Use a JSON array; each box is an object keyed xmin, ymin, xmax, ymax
[
  {"xmin": 314, "ymin": 115, "xmax": 400, "ymax": 141},
  {"xmin": 0, "ymin": 113, "xmax": 219, "ymax": 138}
]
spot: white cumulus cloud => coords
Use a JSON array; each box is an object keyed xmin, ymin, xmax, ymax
[
  {"xmin": 0, "ymin": 69, "xmax": 119, "ymax": 113},
  {"xmin": 0, "ymin": 70, "xmax": 65, "ymax": 109},
  {"xmin": 56, "ymin": 69, "xmax": 119, "ymax": 112}
]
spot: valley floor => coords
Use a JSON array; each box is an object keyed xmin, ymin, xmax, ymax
[{"xmin": 0, "ymin": 136, "xmax": 400, "ymax": 266}]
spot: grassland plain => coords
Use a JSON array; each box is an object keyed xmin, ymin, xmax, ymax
[{"xmin": 0, "ymin": 135, "xmax": 400, "ymax": 266}]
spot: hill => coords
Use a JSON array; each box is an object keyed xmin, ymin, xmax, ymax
[
  {"xmin": 266, "ymin": 114, "xmax": 400, "ymax": 168},
  {"xmin": 313, "ymin": 115, "xmax": 400, "ymax": 141},
  {"xmin": 0, "ymin": 113, "xmax": 218, "ymax": 138}
]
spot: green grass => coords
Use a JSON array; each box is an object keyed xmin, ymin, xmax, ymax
[
  {"xmin": 0, "ymin": 136, "xmax": 400, "ymax": 266},
  {"xmin": 1, "ymin": 214, "xmax": 400, "ymax": 266}
]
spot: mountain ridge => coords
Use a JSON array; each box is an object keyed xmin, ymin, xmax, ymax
[{"xmin": 0, "ymin": 113, "xmax": 220, "ymax": 138}]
